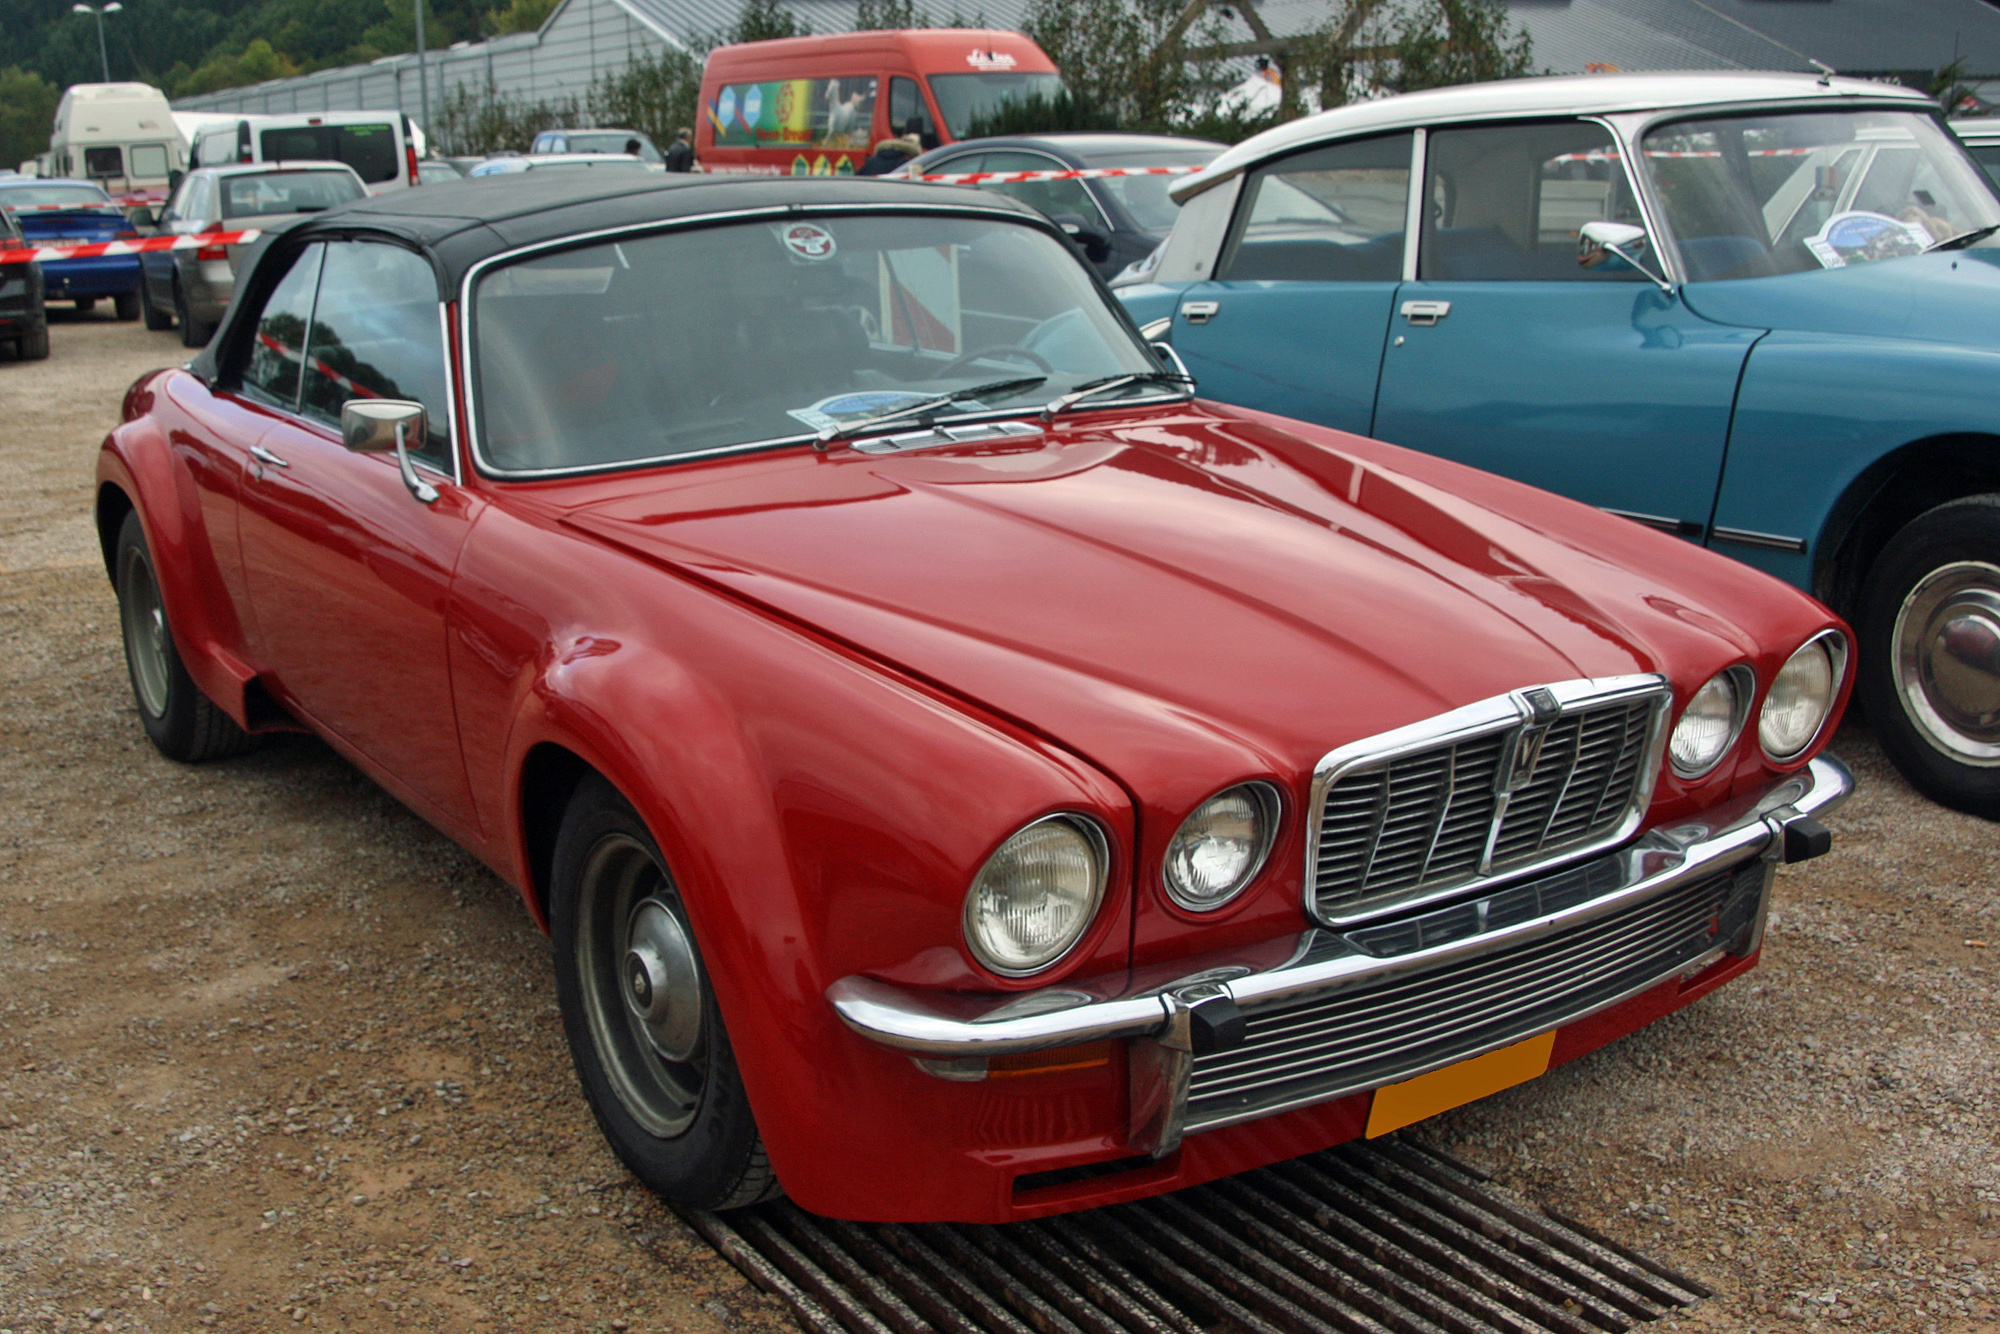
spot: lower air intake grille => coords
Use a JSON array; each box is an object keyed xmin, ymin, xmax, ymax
[{"xmin": 1188, "ymin": 861, "xmax": 1764, "ymax": 1133}]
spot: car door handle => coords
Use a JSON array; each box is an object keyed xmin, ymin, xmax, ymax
[
  {"xmin": 1399, "ymin": 300, "xmax": 1451, "ymax": 326},
  {"xmin": 249, "ymin": 444, "xmax": 289, "ymax": 468},
  {"xmin": 1181, "ymin": 300, "xmax": 1219, "ymax": 325}
]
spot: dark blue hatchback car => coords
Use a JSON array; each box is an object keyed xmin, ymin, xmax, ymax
[
  {"xmin": 1121, "ymin": 72, "xmax": 2000, "ymax": 818},
  {"xmin": 0, "ymin": 178, "xmax": 142, "ymax": 319}
]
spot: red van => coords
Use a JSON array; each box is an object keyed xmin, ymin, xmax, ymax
[{"xmin": 697, "ymin": 29, "xmax": 1062, "ymax": 176}]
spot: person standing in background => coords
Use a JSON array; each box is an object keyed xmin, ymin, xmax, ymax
[{"xmin": 665, "ymin": 128, "xmax": 695, "ymax": 172}]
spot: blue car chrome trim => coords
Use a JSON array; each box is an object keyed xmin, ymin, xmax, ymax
[
  {"xmin": 1711, "ymin": 526, "xmax": 1810, "ymax": 555},
  {"xmin": 829, "ymin": 753, "xmax": 1851, "ymax": 1155}
]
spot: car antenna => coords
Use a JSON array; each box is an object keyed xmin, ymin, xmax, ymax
[{"xmin": 1809, "ymin": 58, "xmax": 1835, "ymax": 86}]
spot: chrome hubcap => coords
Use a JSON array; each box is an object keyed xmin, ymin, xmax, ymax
[
  {"xmin": 119, "ymin": 544, "xmax": 171, "ymax": 719},
  {"xmin": 575, "ymin": 833, "xmax": 706, "ymax": 1138},
  {"xmin": 1894, "ymin": 560, "xmax": 2000, "ymax": 765}
]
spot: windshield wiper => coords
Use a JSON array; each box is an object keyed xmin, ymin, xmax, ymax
[
  {"xmin": 1039, "ymin": 371, "xmax": 1194, "ymax": 422},
  {"xmin": 1926, "ymin": 223, "xmax": 2000, "ymax": 253},
  {"xmin": 814, "ymin": 375, "xmax": 1048, "ymax": 447}
]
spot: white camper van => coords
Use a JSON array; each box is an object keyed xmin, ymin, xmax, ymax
[{"xmin": 46, "ymin": 83, "xmax": 187, "ymax": 202}]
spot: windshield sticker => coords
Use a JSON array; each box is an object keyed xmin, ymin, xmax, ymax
[
  {"xmin": 787, "ymin": 390, "xmax": 938, "ymax": 432},
  {"xmin": 1804, "ymin": 211, "xmax": 1933, "ymax": 269},
  {"xmin": 779, "ymin": 221, "xmax": 837, "ymax": 261}
]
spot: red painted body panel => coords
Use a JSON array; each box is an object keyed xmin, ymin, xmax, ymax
[{"xmin": 98, "ymin": 351, "xmax": 1847, "ymax": 1221}]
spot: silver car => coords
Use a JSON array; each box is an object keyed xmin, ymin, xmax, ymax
[{"xmin": 139, "ymin": 161, "xmax": 367, "ymax": 348}]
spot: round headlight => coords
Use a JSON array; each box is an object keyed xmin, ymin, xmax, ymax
[
  {"xmin": 963, "ymin": 816, "xmax": 1107, "ymax": 976},
  {"xmin": 1760, "ymin": 632, "xmax": 1846, "ymax": 760},
  {"xmin": 1669, "ymin": 668, "xmax": 1749, "ymax": 778},
  {"xmin": 1164, "ymin": 783, "xmax": 1279, "ymax": 911}
]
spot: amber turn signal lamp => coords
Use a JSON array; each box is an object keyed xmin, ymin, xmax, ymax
[{"xmin": 986, "ymin": 1040, "xmax": 1113, "ymax": 1079}]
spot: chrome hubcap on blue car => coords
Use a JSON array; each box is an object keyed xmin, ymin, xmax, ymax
[{"xmin": 1895, "ymin": 560, "xmax": 2000, "ymax": 764}]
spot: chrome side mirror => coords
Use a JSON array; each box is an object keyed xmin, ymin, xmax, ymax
[
  {"xmin": 342, "ymin": 399, "xmax": 438, "ymax": 504},
  {"xmin": 1578, "ymin": 221, "xmax": 1674, "ymax": 295}
]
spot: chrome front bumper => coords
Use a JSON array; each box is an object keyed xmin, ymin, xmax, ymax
[{"xmin": 829, "ymin": 754, "xmax": 1852, "ymax": 1156}]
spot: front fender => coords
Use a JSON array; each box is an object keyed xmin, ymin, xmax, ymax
[
  {"xmin": 1712, "ymin": 332, "xmax": 2000, "ymax": 587},
  {"xmin": 450, "ymin": 502, "xmax": 1138, "ymax": 1218},
  {"xmin": 96, "ymin": 370, "xmax": 258, "ymax": 729}
]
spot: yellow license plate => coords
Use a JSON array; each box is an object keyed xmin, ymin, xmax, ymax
[{"xmin": 1365, "ymin": 1031, "xmax": 1556, "ymax": 1138}]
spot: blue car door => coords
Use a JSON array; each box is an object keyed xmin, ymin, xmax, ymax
[
  {"xmin": 1370, "ymin": 120, "xmax": 1758, "ymax": 538},
  {"xmin": 1165, "ymin": 132, "xmax": 1413, "ymax": 437}
]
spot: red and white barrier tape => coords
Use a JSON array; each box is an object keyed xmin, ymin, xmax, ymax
[
  {"xmin": 0, "ymin": 229, "xmax": 260, "ymax": 265},
  {"xmin": 901, "ymin": 164, "xmax": 1201, "ymax": 185}
]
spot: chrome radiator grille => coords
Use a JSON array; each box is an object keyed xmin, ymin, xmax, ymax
[
  {"xmin": 1186, "ymin": 860, "xmax": 1765, "ymax": 1133},
  {"xmin": 1311, "ymin": 682, "xmax": 1665, "ymax": 921}
]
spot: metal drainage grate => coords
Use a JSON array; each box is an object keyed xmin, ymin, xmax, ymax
[{"xmin": 678, "ymin": 1137, "xmax": 1710, "ymax": 1334}]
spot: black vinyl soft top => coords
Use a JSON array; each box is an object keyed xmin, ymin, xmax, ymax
[{"xmin": 188, "ymin": 172, "xmax": 1038, "ymax": 385}]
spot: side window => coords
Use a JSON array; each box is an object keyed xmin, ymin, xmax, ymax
[
  {"xmin": 1420, "ymin": 121, "xmax": 1645, "ymax": 281},
  {"xmin": 300, "ymin": 242, "xmax": 451, "ymax": 470},
  {"xmin": 84, "ymin": 145, "xmax": 123, "ymax": 179},
  {"xmin": 241, "ymin": 244, "xmax": 325, "ymax": 410},
  {"xmin": 1221, "ymin": 131, "xmax": 1412, "ymax": 282},
  {"xmin": 890, "ymin": 77, "xmax": 934, "ymax": 147},
  {"xmin": 976, "ymin": 151, "xmax": 1108, "ymax": 229},
  {"xmin": 130, "ymin": 143, "xmax": 169, "ymax": 178}
]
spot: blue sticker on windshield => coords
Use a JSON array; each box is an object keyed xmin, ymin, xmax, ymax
[
  {"xmin": 788, "ymin": 390, "xmax": 935, "ymax": 432},
  {"xmin": 1804, "ymin": 211, "xmax": 1933, "ymax": 269}
]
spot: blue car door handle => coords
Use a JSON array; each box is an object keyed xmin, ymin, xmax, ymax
[
  {"xmin": 1181, "ymin": 300, "xmax": 1219, "ymax": 325},
  {"xmin": 1399, "ymin": 300, "xmax": 1451, "ymax": 326}
]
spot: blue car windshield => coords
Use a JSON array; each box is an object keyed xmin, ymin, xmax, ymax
[
  {"xmin": 471, "ymin": 213, "xmax": 1161, "ymax": 474},
  {"xmin": 1642, "ymin": 109, "xmax": 2000, "ymax": 280}
]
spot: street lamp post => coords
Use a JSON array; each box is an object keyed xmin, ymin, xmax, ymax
[{"xmin": 72, "ymin": 3, "xmax": 123, "ymax": 83}]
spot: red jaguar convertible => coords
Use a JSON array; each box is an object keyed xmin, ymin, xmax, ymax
[{"xmin": 98, "ymin": 174, "xmax": 1852, "ymax": 1223}]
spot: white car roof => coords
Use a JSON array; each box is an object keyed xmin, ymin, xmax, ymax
[{"xmin": 1173, "ymin": 71, "xmax": 1933, "ymax": 201}]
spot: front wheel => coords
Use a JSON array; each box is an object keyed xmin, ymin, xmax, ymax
[
  {"xmin": 113, "ymin": 290, "xmax": 140, "ymax": 321},
  {"xmin": 1858, "ymin": 495, "xmax": 2000, "ymax": 817},
  {"xmin": 18, "ymin": 326, "xmax": 49, "ymax": 360},
  {"xmin": 140, "ymin": 281, "xmax": 172, "ymax": 330},
  {"xmin": 175, "ymin": 283, "xmax": 210, "ymax": 349},
  {"xmin": 115, "ymin": 511, "xmax": 256, "ymax": 763},
  {"xmin": 550, "ymin": 774, "xmax": 778, "ymax": 1209}
]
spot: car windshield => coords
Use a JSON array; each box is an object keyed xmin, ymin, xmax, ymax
[
  {"xmin": 220, "ymin": 170, "xmax": 365, "ymax": 219},
  {"xmin": 563, "ymin": 133, "xmax": 662, "ymax": 163},
  {"xmin": 0, "ymin": 184, "xmax": 112, "ymax": 209},
  {"xmin": 1082, "ymin": 148, "xmax": 1218, "ymax": 232},
  {"xmin": 1641, "ymin": 109, "xmax": 2000, "ymax": 280},
  {"xmin": 472, "ymin": 213, "xmax": 1160, "ymax": 473},
  {"xmin": 929, "ymin": 73, "xmax": 1067, "ymax": 139}
]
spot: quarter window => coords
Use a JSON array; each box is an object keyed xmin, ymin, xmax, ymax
[
  {"xmin": 241, "ymin": 244, "xmax": 324, "ymax": 410},
  {"xmin": 129, "ymin": 143, "xmax": 170, "ymax": 178},
  {"xmin": 1419, "ymin": 121, "xmax": 1645, "ymax": 282},
  {"xmin": 299, "ymin": 242, "xmax": 451, "ymax": 470},
  {"xmin": 1222, "ymin": 132, "xmax": 1412, "ymax": 282}
]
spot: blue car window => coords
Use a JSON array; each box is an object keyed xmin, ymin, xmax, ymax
[
  {"xmin": 1221, "ymin": 132, "xmax": 1412, "ymax": 282},
  {"xmin": 1419, "ymin": 121, "xmax": 1645, "ymax": 282}
]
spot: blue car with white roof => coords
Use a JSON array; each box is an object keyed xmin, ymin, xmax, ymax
[
  {"xmin": 0, "ymin": 177, "xmax": 142, "ymax": 318},
  {"xmin": 1120, "ymin": 71, "xmax": 2000, "ymax": 819}
]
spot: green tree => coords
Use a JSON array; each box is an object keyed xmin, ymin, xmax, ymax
[
  {"xmin": 855, "ymin": 0, "xmax": 928, "ymax": 28},
  {"xmin": 0, "ymin": 66, "xmax": 61, "ymax": 173},
  {"xmin": 592, "ymin": 46, "xmax": 705, "ymax": 144},
  {"xmin": 729, "ymin": 0, "xmax": 809, "ymax": 44},
  {"xmin": 1388, "ymin": 0, "xmax": 1532, "ymax": 93},
  {"xmin": 486, "ymin": 0, "xmax": 561, "ymax": 35},
  {"xmin": 173, "ymin": 38, "xmax": 300, "ymax": 97},
  {"xmin": 1021, "ymin": 0, "xmax": 1238, "ymax": 134}
]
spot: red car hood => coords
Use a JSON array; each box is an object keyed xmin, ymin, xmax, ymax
[{"xmin": 560, "ymin": 405, "xmax": 1754, "ymax": 794}]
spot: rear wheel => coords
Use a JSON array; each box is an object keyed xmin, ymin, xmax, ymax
[
  {"xmin": 550, "ymin": 774, "xmax": 778, "ymax": 1210},
  {"xmin": 140, "ymin": 280, "xmax": 172, "ymax": 331},
  {"xmin": 1859, "ymin": 495, "xmax": 2000, "ymax": 818},
  {"xmin": 175, "ymin": 283, "xmax": 210, "ymax": 349},
  {"xmin": 19, "ymin": 326, "xmax": 48, "ymax": 360},
  {"xmin": 114, "ymin": 511, "xmax": 256, "ymax": 763},
  {"xmin": 113, "ymin": 290, "xmax": 140, "ymax": 321},
  {"xmin": 74, "ymin": 297, "xmax": 95, "ymax": 313}
]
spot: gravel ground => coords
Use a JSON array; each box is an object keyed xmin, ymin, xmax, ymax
[{"xmin": 1, "ymin": 314, "xmax": 1995, "ymax": 1334}]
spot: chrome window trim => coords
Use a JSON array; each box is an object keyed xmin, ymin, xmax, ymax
[
  {"xmin": 1401, "ymin": 127, "xmax": 1425, "ymax": 283},
  {"xmin": 1303, "ymin": 672, "xmax": 1672, "ymax": 928},
  {"xmin": 1667, "ymin": 663, "xmax": 1755, "ymax": 780},
  {"xmin": 455, "ymin": 201, "xmax": 1151, "ymax": 482}
]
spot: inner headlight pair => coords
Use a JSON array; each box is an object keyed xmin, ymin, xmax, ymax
[
  {"xmin": 1668, "ymin": 632, "xmax": 1846, "ymax": 778},
  {"xmin": 963, "ymin": 784, "xmax": 1281, "ymax": 976}
]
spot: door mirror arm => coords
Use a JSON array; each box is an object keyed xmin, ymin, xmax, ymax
[
  {"xmin": 1578, "ymin": 221, "xmax": 1676, "ymax": 297},
  {"xmin": 342, "ymin": 399, "xmax": 439, "ymax": 504}
]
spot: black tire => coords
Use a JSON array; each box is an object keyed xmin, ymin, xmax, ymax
[
  {"xmin": 113, "ymin": 290, "xmax": 140, "ymax": 321},
  {"xmin": 114, "ymin": 511, "xmax": 257, "ymax": 763},
  {"xmin": 19, "ymin": 326, "xmax": 49, "ymax": 360},
  {"xmin": 550, "ymin": 774, "xmax": 779, "ymax": 1210},
  {"xmin": 175, "ymin": 283, "xmax": 210, "ymax": 349},
  {"xmin": 74, "ymin": 297, "xmax": 95, "ymax": 313},
  {"xmin": 1857, "ymin": 495, "xmax": 2000, "ymax": 818},
  {"xmin": 141, "ymin": 280, "xmax": 173, "ymax": 331}
]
